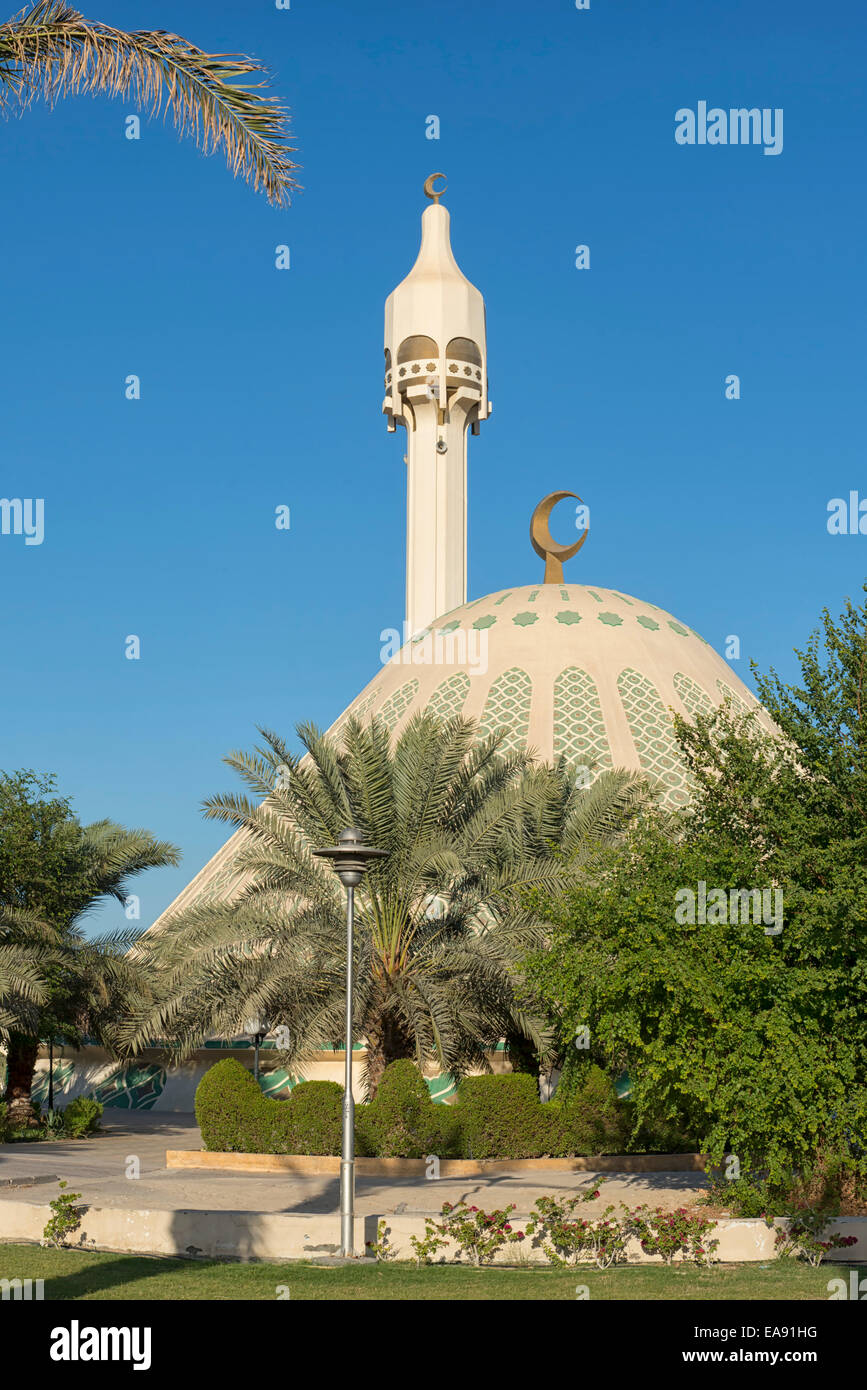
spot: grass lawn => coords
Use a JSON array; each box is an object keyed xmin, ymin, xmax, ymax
[{"xmin": 0, "ymin": 1245, "xmax": 855, "ymax": 1300}]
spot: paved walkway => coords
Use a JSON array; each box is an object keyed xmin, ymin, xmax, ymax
[{"xmin": 0, "ymin": 1112, "xmax": 709, "ymax": 1217}]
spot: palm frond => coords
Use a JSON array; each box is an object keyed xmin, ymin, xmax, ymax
[{"xmin": 0, "ymin": 1, "xmax": 300, "ymax": 205}]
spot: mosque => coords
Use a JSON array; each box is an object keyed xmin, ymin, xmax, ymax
[{"xmin": 33, "ymin": 176, "xmax": 769, "ymax": 1110}]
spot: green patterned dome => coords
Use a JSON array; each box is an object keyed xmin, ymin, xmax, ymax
[
  {"xmin": 154, "ymin": 583, "xmax": 772, "ymax": 926},
  {"xmin": 329, "ymin": 583, "xmax": 772, "ymax": 811}
]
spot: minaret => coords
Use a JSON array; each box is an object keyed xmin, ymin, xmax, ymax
[{"xmin": 384, "ymin": 174, "xmax": 490, "ymax": 637}]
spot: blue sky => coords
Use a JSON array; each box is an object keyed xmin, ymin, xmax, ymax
[{"xmin": 1, "ymin": 0, "xmax": 865, "ymax": 930}]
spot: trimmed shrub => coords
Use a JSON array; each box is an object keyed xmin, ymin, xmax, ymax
[
  {"xmin": 287, "ymin": 1080, "xmax": 342, "ymax": 1156},
  {"xmin": 196, "ymin": 1059, "xmax": 343, "ymax": 1155},
  {"xmin": 195, "ymin": 1058, "xmax": 635, "ymax": 1160},
  {"xmin": 559, "ymin": 1066, "xmax": 629, "ymax": 1155},
  {"xmin": 430, "ymin": 1102, "xmax": 462, "ymax": 1158},
  {"xmin": 456, "ymin": 1073, "xmax": 551, "ymax": 1159},
  {"xmin": 62, "ymin": 1096, "xmax": 103, "ymax": 1138},
  {"xmin": 357, "ymin": 1061, "xmax": 439, "ymax": 1158},
  {"xmin": 196, "ymin": 1058, "xmax": 265, "ymax": 1152},
  {"xmin": 453, "ymin": 1068, "xmax": 628, "ymax": 1159},
  {"xmin": 539, "ymin": 1102, "xmax": 576, "ymax": 1158},
  {"xmin": 354, "ymin": 1102, "xmax": 371, "ymax": 1155}
]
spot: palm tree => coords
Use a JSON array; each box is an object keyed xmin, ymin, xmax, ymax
[
  {"xmin": 123, "ymin": 714, "xmax": 655, "ymax": 1096},
  {"xmin": 0, "ymin": 1, "xmax": 299, "ymax": 204},
  {"xmin": 1, "ymin": 817, "xmax": 181, "ymax": 1126},
  {"xmin": 0, "ymin": 907, "xmax": 50, "ymax": 1034},
  {"xmin": 512, "ymin": 755, "xmax": 660, "ymax": 864},
  {"xmin": 495, "ymin": 756, "xmax": 658, "ymax": 1073}
]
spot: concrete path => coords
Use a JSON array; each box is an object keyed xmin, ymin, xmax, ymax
[
  {"xmin": 0, "ymin": 1111, "xmax": 709, "ymax": 1218},
  {"xmin": 0, "ymin": 1111, "xmax": 199, "ymax": 1188}
]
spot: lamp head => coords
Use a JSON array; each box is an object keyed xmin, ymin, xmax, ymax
[
  {"xmin": 243, "ymin": 1016, "xmax": 270, "ymax": 1038},
  {"xmin": 313, "ymin": 826, "xmax": 388, "ymax": 888}
]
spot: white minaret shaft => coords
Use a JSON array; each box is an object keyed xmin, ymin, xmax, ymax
[{"xmin": 383, "ymin": 176, "xmax": 490, "ymax": 637}]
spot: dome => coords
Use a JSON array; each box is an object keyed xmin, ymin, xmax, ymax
[{"xmin": 328, "ymin": 583, "xmax": 772, "ymax": 809}]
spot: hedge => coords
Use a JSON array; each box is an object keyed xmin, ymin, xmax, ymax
[
  {"xmin": 195, "ymin": 1058, "xmax": 629, "ymax": 1159},
  {"xmin": 355, "ymin": 1059, "xmax": 465, "ymax": 1158},
  {"xmin": 456, "ymin": 1073, "xmax": 550, "ymax": 1158},
  {"xmin": 195, "ymin": 1059, "xmax": 342, "ymax": 1155}
]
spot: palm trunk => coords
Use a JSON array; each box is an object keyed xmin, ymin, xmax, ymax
[
  {"xmin": 364, "ymin": 1020, "xmax": 389, "ymax": 1099},
  {"xmin": 3, "ymin": 1033, "xmax": 40, "ymax": 1127},
  {"xmin": 504, "ymin": 1031, "xmax": 540, "ymax": 1078},
  {"xmin": 364, "ymin": 1012, "xmax": 414, "ymax": 1098}
]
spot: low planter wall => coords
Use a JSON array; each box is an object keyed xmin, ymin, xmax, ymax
[
  {"xmin": 166, "ymin": 1149, "xmax": 708, "ymax": 1176},
  {"xmin": 2, "ymin": 1197, "xmax": 866, "ymax": 1266},
  {"xmin": 0, "ymin": 1198, "xmax": 370, "ymax": 1261}
]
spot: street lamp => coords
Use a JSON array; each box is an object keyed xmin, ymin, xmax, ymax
[
  {"xmin": 47, "ymin": 1035, "xmax": 55, "ymax": 1113},
  {"xmin": 313, "ymin": 827, "xmax": 387, "ymax": 1257},
  {"xmin": 243, "ymin": 1016, "xmax": 271, "ymax": 1084}
]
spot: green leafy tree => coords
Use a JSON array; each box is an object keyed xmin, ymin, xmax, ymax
[
  {"xmin": 123, "ymin": 714, "xmax": 653, "ymax": 1096},
  {"xmin": 0, "ymin": 770, "xmax": 180, "ymax": 1125},
  {"xmin": 0, "ymin": 1, "xmax": 299, "ymax": 204},
  {"xmin": 525, "ymin": 586, "xmax": 867, "ymax": 1191}
]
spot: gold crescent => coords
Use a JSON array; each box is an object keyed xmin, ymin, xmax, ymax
[
  {"xmin": 423, "ymin": 172, "xmax": 447, "ymax": 204},
  {"xmin": 530, "ymin": 491, "xmax": 589, "ymax": 584}
]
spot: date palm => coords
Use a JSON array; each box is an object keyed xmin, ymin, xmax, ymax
[
  {"xmin": 123, "ymin": 714, "xmax": 655, "ymax": 1096},
  {"xmin": 0, "ymin": 1, "xmax": 299, "ymax": 204},
  {"xmin": 0, "ymin": 907, "xmax": 50, "ymax": 1035},
  {"xmin": 524, "ymin": 756, "xmax": 660, "ymax": 862},
  {"xmin": 1, "ymin": 809, "xmax": 181, "ymax": 1126}
]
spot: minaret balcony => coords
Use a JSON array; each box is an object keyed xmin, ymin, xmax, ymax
[{"xmin": 385, "ymin": 356, "xmax": 484, "ymax": 395}]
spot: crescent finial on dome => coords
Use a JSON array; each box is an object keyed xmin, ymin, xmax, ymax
[{"xmin": 531, "ymin": 491, "xmax": 589, "ymax": 584}]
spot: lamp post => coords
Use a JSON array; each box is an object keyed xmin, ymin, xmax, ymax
[
  {"xmin": 313, "ymin": 827, "xmax": 387, "ymax": 1257},
  {"xmin": 243, "ymin": 1016, "xmax": 271, "ymax": 1084}
]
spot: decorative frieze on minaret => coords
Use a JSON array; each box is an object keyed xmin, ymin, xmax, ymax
[{"xmin": 383, "ymin": 174, "xmax": 490, "ymax": 638}]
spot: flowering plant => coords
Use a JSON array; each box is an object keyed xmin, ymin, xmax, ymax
[
  {"xmin": 434, "ymin": 1200, "xmax": 527, "ymax": 1267},
  {"xmin": 623, "ymin": 1203, "xmax": 719, "ymax": 1265},
  {"xmin": 525, "ymin": 1185, "xmax": 626, "ymax": 1267},
  {"xmin": 773, "ymin": 1206, "xmax": 859, "ymax": 1267},
  {"xmin": 409, "ymin": 1216, "xmax": 449, "ymax": 1266}
]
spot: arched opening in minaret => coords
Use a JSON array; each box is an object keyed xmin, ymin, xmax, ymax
[
  {"xmin": 446, "ymin": 337, "xmax": 482, "ymax": 366},
  {"xmin": 397, "ymin": 335, "xmax": 438, "ymax": 363}
]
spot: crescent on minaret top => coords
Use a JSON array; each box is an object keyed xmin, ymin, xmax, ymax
[
  {"xmin": 423, "ymin": 172, "xmax": 447, "ymax": 203},
  {"xmin": 531, "ymin": 491, "xmax": 589, "ymax": 584}
]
